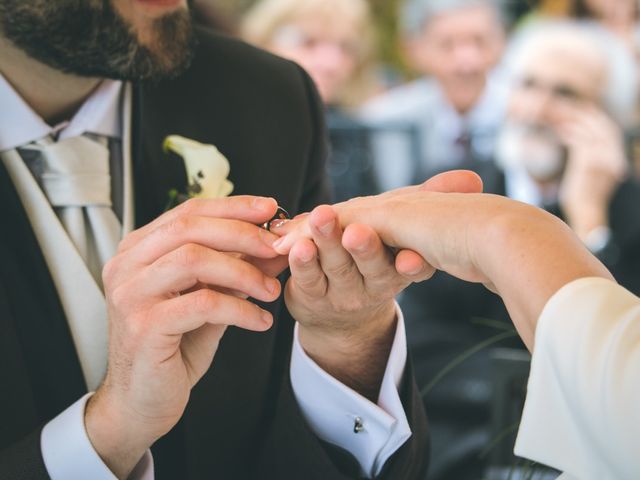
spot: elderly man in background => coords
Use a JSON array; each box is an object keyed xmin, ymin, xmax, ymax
[
  {"xmin": 397, "ymin": 19, "xmax": 640, "ymax": 480},
  {"xmin": 492, "ymin": 21, "xmax": 640, "ymax": 289},
  {"xmin": 361, "ymin": 0, "xmax": 507, "ymax": 191}
]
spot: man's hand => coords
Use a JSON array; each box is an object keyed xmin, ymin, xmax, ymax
[
  {"xmin": 280, "ymin": 205, "xmax": 415, "ymax": 401},
  {"xmin": 557, "ymin": 104, "xmax": 628, "ymax": 241},
  {"xmin": 85, "ymin": 196, "xmax": 283, "ymax": 479},
  {"xmin": 272, "ymin": 171, "xmax": 484, "ymax": 400}
]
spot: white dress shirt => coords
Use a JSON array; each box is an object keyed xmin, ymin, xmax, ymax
[
  {"xmin": 360, "ymin": 74, "xmax": 508, "ymax": 191},
  {"xmin": 515, "ymin": 277, "xmax": 640, "ymax": 479},
  {"xmin": 0, "ymin": 73, "xmax": 411, "ymax": 479}
]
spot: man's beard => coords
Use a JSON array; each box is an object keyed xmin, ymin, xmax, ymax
[
  {"xmin": 0, "ymin": 0, "xmax": 196, "ymax": 81},
  {"xmin": 496, "ymin": 121, "xmax": 568, "ymax": 182}
]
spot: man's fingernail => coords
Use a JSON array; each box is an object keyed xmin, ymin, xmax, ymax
[
  {"xmin": 273, "ymin": 237, "xmax": 285, "ymax": 250},
  {"xmin": 252, "ymin": 197, "xmax": 274, "ymax": 210},
  {"xmin": 262, "ymin": 310, "xmax": 273, "ymax": 325},
  {"xmin": 318, "ymin": 219, "xmax": 335, "ymax": 236},
  {"xmin": 405, "ymin": 265, "xmax": 424, "ymax": 276},
  {"xmin": 265, "ymin": 278, "xmax": 279, "ymax": 295}
]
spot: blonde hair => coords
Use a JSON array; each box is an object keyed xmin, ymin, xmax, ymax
[{"xmin": 241, "ymin": 0, "xmax": 377, "ymax": 108}]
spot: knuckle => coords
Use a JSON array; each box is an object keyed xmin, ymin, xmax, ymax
[
  {"xmin": 296, "ymin": 275, "xmax": 321, "ymax": 292},
  {"xmin": 178, "ymin": 197, "xmax": 203, "ymax": 216},
  {"xmin": 367, "ymin": 268, "xmax": 396, "ymax": 286},
  {"xmin": 173, "ymin": 243, "xmax": 205, "ymax": 268},
  {"xmin": 291, "ymin": 264, "xmax": 321, "ymax": 290},
  {"xmin": 232, "ymin": 298, "xmax": 252, "ymax": 320},
  {"xmin": 116, "ymin": 236, "xmax": 132, "ymax": 253},
  {"xmin": 163, "ymin": 215, "xmax": 194, "ymax": 238},
  {"xmin": 102, "ymin": 256, "xmax": 120, "ymax": 288},
  {"xmin": 192, "ymin": 289, "xmax": 218, "ymax": 313},
  {"xmin": 326, "ymin": 261, "xmax": 357, "ymax": 280},
  {"xmin": 109, "ymin": 284, "xmax": 130, "ymax": 309},
  {"xmin": 122, "ymin": 312, "xmax": 150, "ymax": 346}
]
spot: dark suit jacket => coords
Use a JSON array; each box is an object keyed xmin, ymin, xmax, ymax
[{"xmin": 0, "ymin": 30, "xmax": 428, "ymax": 480}]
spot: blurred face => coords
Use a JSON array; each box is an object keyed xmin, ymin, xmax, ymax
[
  {"xmin": 497, "ymin": 41, "xmax": 606, "ymax": 181},
  {"xmin": 268, "ymin": 14, "xmax": 361, "ymax": 104},
  {"xmin": 0, "ymin": 0, "xmax": 194, "ymax": 80},
  {"xmin": 406, "ymin": 4, "xmax": 504, "ymax": 113},
  {"xmin": 583, "ymin": 0, "xmax": 636, "ymax": 24}
]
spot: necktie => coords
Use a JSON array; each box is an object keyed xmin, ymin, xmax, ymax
[
  {"xmin": 21, "ymin": 136, "xmax": 122, "ymax": 286},
  {"xmin": 454, "ymin": 126, "xmax": 473, "ymax": 163}
]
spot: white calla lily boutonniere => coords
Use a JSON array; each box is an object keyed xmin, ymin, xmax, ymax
[{"xmin": 163, "ymin": 135, "xmax": 234, "ymax": 209}]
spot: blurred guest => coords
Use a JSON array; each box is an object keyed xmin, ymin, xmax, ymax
[
  {"xmin": 242, "ymin": 0, "xmax": 380, "ymax": 201},
  {"xmin": 361, "ymin": 0, "xmax": 507, "ymax": 191},
  {"xmin": 493, "ymin": 21, "xmax": 640, "ymax": 289},
  {"xmin": 570, "ymin": 0, "xmax": 640, "ymax": 58},
  {"xmin": 565, "ymin": 0, "xmax": 640, "ymax": 175},
  {"xmin": 399, "ymin": 20, "xmax": 640, "ymax": 480}
]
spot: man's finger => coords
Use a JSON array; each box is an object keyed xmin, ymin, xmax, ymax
[
  {"xmin": 395, "ymin": 249, "xmax": 436, "ymax": 282},
  {"xmin": 119, "ymin": 196, "xmax": 278, "ymax": 253},
  {"xmin": 341, "ymin": 224, "xmax": 401, "ymax": 294},
  {"xmin": 246, "ymin": 255, "xmax": 291, "ymax": 278},
  {"xmin": 309, "ymin": 205, "xmax": 363, "ymax": 291},
  {"xmin": 150, "ymin": 289, "xmax": 274, "ymax": 336},
  {"xmin": 121, "ymin": 244, "xmax": 281, "ymax": 304},
  {"xmin": 121, "ymin": 216, "xmax": 280, "ymax": 267},
  {"xmin": 289, "ymin": 238, "xmax": 327, "ymax": 297}
]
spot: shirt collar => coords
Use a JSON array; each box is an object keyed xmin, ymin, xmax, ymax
[
  {"xmin": 0, "ymin": 73, "xmax": 123, "ymax": 152},
  {"xmin": 431, "ymin": 72, "xmax": 508, "ymax": 135}
]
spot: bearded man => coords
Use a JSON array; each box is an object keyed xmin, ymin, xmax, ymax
[{"xmin": 0, "ymin": 1, "xmax": 430, "ymax": 478}]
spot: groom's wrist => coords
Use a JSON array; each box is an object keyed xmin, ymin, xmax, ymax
[
  {"xmin": 297, "ymin": 301, "xmax": 397, "ymax": 401},
  {"xmin": 85, "ymin": 387, "xmax": 154, "ymax": 479}
]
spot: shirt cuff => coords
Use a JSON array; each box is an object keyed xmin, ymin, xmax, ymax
[
  {"xmin": 290, "ymin": 302, "xmax": 412, "ymax": 478},
  {"xmin": 41, "ymin": 393, "xmax": 154, "ymax": 480}
]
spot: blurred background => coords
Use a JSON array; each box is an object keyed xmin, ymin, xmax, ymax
[{"xmin": 191, "ymin": 1, "xmax": 640, "ymax": 478}]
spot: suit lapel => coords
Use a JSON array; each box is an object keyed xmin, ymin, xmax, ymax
[
  {"xmin": 0, "ymin": 160, "xmax": 86, "ymax": 443},
  {"xmin": 131, "ymin": 84, "xmax": 189, "ymax": 227}
]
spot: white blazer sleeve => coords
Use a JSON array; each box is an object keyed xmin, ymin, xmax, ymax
[{"xmin": 514, "ymin": 277, "xmax": 640, "ymax": 480}]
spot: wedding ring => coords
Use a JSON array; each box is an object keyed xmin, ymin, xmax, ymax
[{"xmin": 262, "ymin": 206, "xmax": 290, "ymax": 231}]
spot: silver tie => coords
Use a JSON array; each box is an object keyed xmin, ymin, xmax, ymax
[{"xmin": 25, "ymin": 136, "xmax": 122, "ymax": 286}]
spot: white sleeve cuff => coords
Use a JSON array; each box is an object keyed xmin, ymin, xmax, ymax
[
  {"xmin": 290, "ymin": 303, "xmax": 412, "ymax": 478},
  {"xmin": 41, "ymin": 393, "xmax": 154, "ymax": 480}
]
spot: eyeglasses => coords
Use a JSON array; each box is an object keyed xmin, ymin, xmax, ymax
[{"xmin": 517, "ymin": 75, "xmax": 587, "ymax": 103}]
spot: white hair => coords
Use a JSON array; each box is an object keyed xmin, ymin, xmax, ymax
[
  {"xmin": 400, "ymin": 0, "xmax": 504, "ymax": 38},
  {"xmin": 504, "ymin": 20, "xmax": 639, "ymax": 127}
]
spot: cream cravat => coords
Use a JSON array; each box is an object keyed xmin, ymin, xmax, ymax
[{"xmin": 23, "ymin": 136, "xmax": 122, "ymax": 286}]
